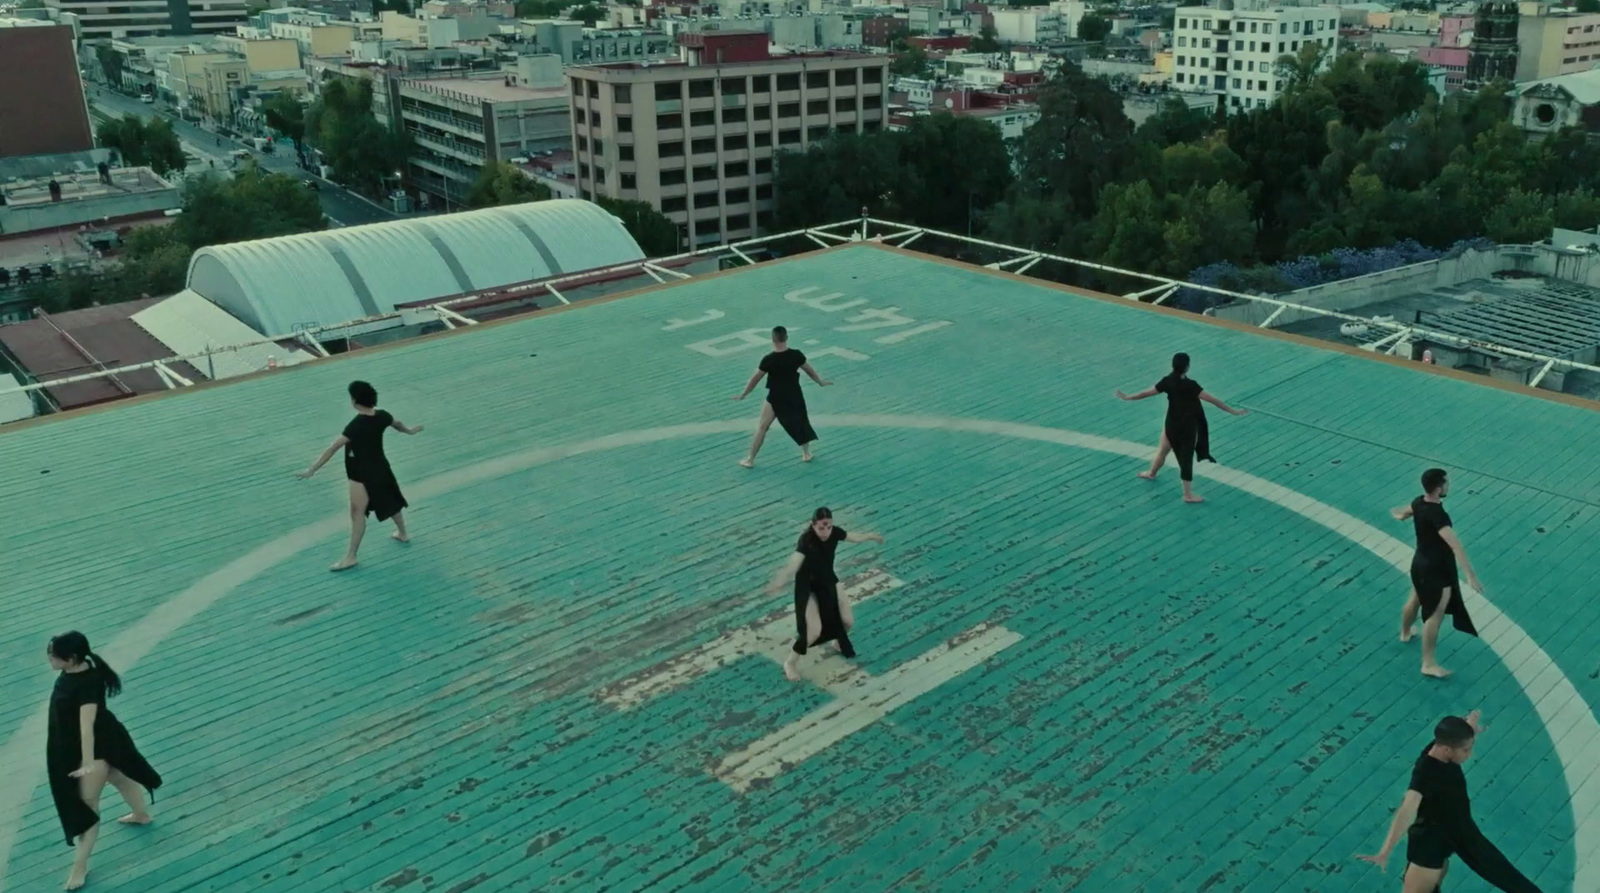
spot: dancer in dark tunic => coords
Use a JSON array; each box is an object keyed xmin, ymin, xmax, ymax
[
  {"xmin": 1116, "ymin": 352, "xmax": 1248, "ymax": 503},
  {"xmin": 735, "ymin": 326, "xmax": 831, "ymax": 468},
  {"xmin": 297, "ymin": 380, "xmax": 425, "ymax": 571},
  {"xmin": 764, "ymin": 507, "xmax": 885, "ymax": 681},
  {"xmin": 1357, "ymin": 712, "xmax": 1543, "ymax": 892},
  {"xmin": 1390, "ymin": 467, "xmax": 1482, "ymax": 678},
  {"xmin": 45, "ymin": 631, "xmax": 162, "ymax": 891}
]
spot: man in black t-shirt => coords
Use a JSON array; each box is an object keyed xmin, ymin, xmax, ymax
[
  {"xmin": 1357, "ymin": 712, "xmax": 1542, "ymax": 892},
  {"xmin": 1390, "ymin": 467, "xmax": 1484, "ymax": 678}
]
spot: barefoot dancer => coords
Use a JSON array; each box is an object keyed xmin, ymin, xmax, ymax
[
  {"xmin": 1115, "ymin": 352, "xmax": 1247, "ymax": 503},
  {"xmin": 763, "ymin": 507, "xmax": 885, "ymax": 682},
  {"xmin": 297, "ymin": 380, "xmax": 424, "ymax": 571},
  {"xmin": 735, "ymin": 326, "xmax": 831, "ymax": 468},
  {"xmin": 1356, "ymin": 712, "xmax": 1543, "ymax": 892},
  {"xmin": 46, "ymin": 632, "xmax": 162, "ymax": 892},
  {"xmin": 1391, "ymin": 467, "xmax": 1481, "ymax": 678}
]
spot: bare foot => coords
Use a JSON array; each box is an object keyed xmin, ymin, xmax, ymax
[
  {"xmin": 64, "ymin": 867, "xmax": 88, "ymax": 891},
  {"xmin": 1183, "ymin": 495, "xmax": 1205, "ymax": 504},
  {"xmin": 1422, "ymin": 664, "xmax": 1453, "ymax": 679},
  {"xmin": 801, "ymin": 452, "xmax": 813, "ymax": 463},
  {"xmin": 1137, "ymin": 471, "xmax": 1156, "ymax": 480},
  {"xmin": 783, "ymin": 656, "xmax": 801, "ymax": 682},
  {"xmin": 117, "ymin": 813, "xmax": 153, "ymax": 825},
  {"xmin": 392, "ymin": 532, "xmax": 410, "ymax": 543},
  {"xmin": 738, "ymin": 458, "xmax": 754, "ymax": 469},
  {"xmin": 1400, "ymin": 627, "xmax": 1415, "ymax": 643},
  {"xmin": 330, "ymin": 558, "xmax": 359, "ymax": 572}
]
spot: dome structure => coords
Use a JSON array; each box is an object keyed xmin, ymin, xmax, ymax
[{"xmin": 186, "ymin": 199, "xmax": 646, "ymax": 336}]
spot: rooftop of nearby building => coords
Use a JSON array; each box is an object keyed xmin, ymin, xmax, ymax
[
  {"xmin": 403, "ymin": 74, "xmax": 568, "ymax": 101},
  {"xmin": 0, "ymin": 167, "xmax": 174, "ymax": 208},
  {"xmin": 0, "ymin": 240, "xmax": 1592, "ymax": 892}
]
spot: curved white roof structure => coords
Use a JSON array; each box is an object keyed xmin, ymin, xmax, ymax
[{"xmin": 186, "ymin": 199, "xmax": 646, "ymax": 336}]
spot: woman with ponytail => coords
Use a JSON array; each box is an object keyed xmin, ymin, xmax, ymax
[
  {"xmin": 1116, "ymin": 351, "xmax": 1248, "ymax": 503},
  {"xmin": 764, "ymin": 507, "xmax": 885, "ymax": 682},
  {"xmin": 45, "ymin": 631, "xmax": 163, "ymax": 890}
]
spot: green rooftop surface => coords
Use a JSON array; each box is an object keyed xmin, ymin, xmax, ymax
[{"xmin": 0, "ymin": 243, "xmax": 1594, "ymax": 892}]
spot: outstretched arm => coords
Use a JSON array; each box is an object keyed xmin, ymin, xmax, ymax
[
  {"xmin": 297, "ymin": 435, "xmax": 349, "ymax": 478},
  {"xmin": 390, "ymin": 418, "xmax": 425, "ymax": 435},
  {"xmin": 1441, "ymin": 527, "xmax": 1483, "ymax": 591},
  {"xmin": 801, "ymin": 362, "xmax": 832, "ymax": 387},
  {"xmin": 763, "ymin": 552, "xmax": 805, "ymax": 595},
  {"xmin": 1355, "ymin": 789, "xmax": 1422, "ymax": 871},
  {"xmin": 1391, "ymin": 504, "xmax": 1415, "ymax": 522},
  {"xmin": 735, "ymin": 370, "xmax": 767, "ymax": 400},
  {"xmin": 1199, "ymin": 391, "xmax": 1248, "ymax": 415},
  {"xmin": 845, "ymin": 531, "xmax": 884, "ymax": 544},
  {"xmin": 1115, "ymin": 387, "xmax": 1159, "ymax": 401}
]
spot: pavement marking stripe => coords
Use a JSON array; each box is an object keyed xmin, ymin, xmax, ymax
[
  {"xmin": 713, "ymin": 623, "xmax": 1024, "ymax": 794},
  {"xmin": 0, "ymin": 415, "xmax": 1591, "ymax": 892}
]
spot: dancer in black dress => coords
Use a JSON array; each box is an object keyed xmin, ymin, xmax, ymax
[
  {"xmin": 1116, "ymin": 352, "xmax": 1247, "ymax": 503},
  {"xmin": 45, "ymin": 632, "xmax": 162, "ymax": 891},
  {"xmin": 1357, "ymin": 712, "xmax": 1543, "ymax": 892},
  {"xmin": 735, "ymin": 326, "xmax": 831, "ymax": 468},
  {"xmin": 1390, "ymin": 468, "xmax": 1482, "ymax": 678},
  {"xmin": 297, "ymin": 380, "xmax": 424, "ymax": 571},
  {"xmin": 763, "ymin": 507, "xmax": 884, "ymax": 681}
]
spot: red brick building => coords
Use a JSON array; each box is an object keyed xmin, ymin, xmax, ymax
[{"xmin": 0, "ymin": 23, "xmax": 93, "ymax": 160}]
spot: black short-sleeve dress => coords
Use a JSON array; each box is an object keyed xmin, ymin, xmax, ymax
[
  {"xmin": 793, "ymin": 526, "xmax": 854, "ymax": 658},
  {"xmin": 1406, "ymin": 745, "xmax": 1543, "ymax": 890},
  {"xmin": 1155, "ymin": 374, "xmax": 1214, "ymax": 481},
  {"xmin": 46, "ymin": 670, "xmax": 163, "ymax": 846},
  {"xmin": 1409, "ymin": 497, "xmax": 1477, "ymax": 636},
  {"xmin": 759, "ymin": 349, "xmax": 819, "ymax": 447},
  {"xmin": 343, "ymin": 410, "xmax": 409, "ymax": 521}
]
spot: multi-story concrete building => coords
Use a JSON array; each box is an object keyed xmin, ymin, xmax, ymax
[
  {"xmin": 568, "ymin": 30, "xmax": 889, "ymax": 248},
  {"xmin": 45, "ymin": 0, "xmax": 247, "ymax": 40},
  {"xmin": 1172, "ymin": 1, "xmax": 1340, "ymax": 112},
  {"xmin": 1516, "ymin": 7, "xmax": 1600, "ymax": 82},
  {"xmin": 0, "ymin": 15, "xmax": 93, "ymax": 161},
  {"xmin": 398, "ymin": 57, "xmax": 572, "ymax": 210},
  {"xmin": 1466, "ymin": 0, "xmax": 1518, "ymax": 87},
  {"xmin": 991, "ymin": 8, "xmax": 1065, "ymax": 44},
  {"xmin": 168, "ymin": 50, "xmax": 249, "ymax": 121}
]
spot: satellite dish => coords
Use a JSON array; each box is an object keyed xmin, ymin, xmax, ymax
[{"xmin": 944, "ymin": 98, "xmax": 953, "ymax": 108}]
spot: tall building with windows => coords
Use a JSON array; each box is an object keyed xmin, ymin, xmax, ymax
[
  {"xmin": 45, "ymin": 0, "xmax": 248, "ymax": 40},
  {"xmin": 1467, "ymin": 1, "xmax": 1520, "ymax": 88},
  {"xmin": 1171, "ymin": 1, "xmax": 1341, "ymax": 112},
  {"xmin": 567, "ymin": 30, "xmax": 889, "ymax": 249}
]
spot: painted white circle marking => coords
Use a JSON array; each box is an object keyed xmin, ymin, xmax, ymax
[{"xmin": 0, "ymin": 414, "xmax": 1588, "ymax": 890}]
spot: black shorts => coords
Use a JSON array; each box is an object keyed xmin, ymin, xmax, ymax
[{"xmin": 1406, "ymin": 823, "xmax": 1455, "ymax": 870}]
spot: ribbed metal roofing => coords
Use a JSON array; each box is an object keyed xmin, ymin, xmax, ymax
[{"xmin": 185, "ymin": 199, "xmax": 646, "ymax": 336}]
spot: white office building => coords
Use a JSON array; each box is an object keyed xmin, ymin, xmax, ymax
[{"xmin": 1171, "ymin": 1, "xmax": 1340, "ymax": 111}]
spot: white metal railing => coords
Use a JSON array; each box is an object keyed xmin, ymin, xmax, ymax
[{"xmin": 5, "ymin": 215, "xmax": 1599, "ymax": 408}]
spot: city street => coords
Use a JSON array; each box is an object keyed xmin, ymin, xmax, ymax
[{"xmin": 86, "ymin": 87, "xmax": 400, "ymax": 227}]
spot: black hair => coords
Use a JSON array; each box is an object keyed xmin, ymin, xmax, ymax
[
  {"xmin": 1421, "ymin": 468, "xmax": 1448, "ymax": 495},
  {"xmin": 802, "ymin": 506, "xmax": 833, "ymax": 544},
  {"xmin": 1433, "ymin": 715, "xmax": 1475, "ymax": 748},
  {"xmin": 348, "ymin": 380, "xmax": 378, "ymax": 408},
  {"xmin": 772, "ymin": 326, "xmax": 788, "ymax": 343},
  {"xmin": 1171, "ymin": 352, "xmax": 1191, "ymax": 376},
  {"xmin": 48, "ymin": 631, "xmax": 123, "ymax": 697}
]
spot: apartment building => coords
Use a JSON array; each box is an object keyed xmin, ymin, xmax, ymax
[
  {"xmin": 1172, "ymin": 1, "xmax": 1341, "ymax": 111},
  {"xmin": 0, "ymin": 17, "xmax": 93, "ymax": 160},
  {"xmin": 168, "ymin": 50, "xmax": 249, "ymax": 120},
  {"xmin": 399, "ymin": 56, "xmax": 572, "ymax": 210},
  {"xmin": 1516, "ymin": 8, "xmax": 1600, "ymax": 82},
  {"xmin": 45, "ymin": 0, "xmax": 247, "ymax": 39},
  {"xmin": 568, "ymin": 30, "xmax": 889, "ymax": 249}
]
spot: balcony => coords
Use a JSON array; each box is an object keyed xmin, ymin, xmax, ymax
[{"xmin": 407, "ymin": 127, "xmax": 485, "ymax": 165}]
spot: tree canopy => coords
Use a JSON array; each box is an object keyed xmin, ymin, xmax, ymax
[
  {"xmin": 95, "ymin": 115, "xmax": 186, "ymax": 177},
  {"xmin": 465, "ymin": 161, "xmax": 551, "ymax": 208},
  {"xmin": 305, "ymin": 79, "xmax": 411, "ymax": 196},
  {"xmin": 261, "ymin": 93, "xmax": 307, "ymax": 151}
]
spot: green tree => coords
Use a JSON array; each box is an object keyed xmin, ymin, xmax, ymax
[
  {"xmin": 305, "ymin": 79, "xmax": 412, "ymax": 196},
  {"xmin": 1578, "ymin": 0, "xmax": 1599, "ymax": 13},
  {"xmin": 96, "ymin": 115, "xmax": 187, "ymax": 176},
  {"xmin": 1011, "ymin": 63, "xmax": 1135, "ymax": 220},
  {"xmin": 567, "ymin": 3, "xmax": 605, "ymax": 24},
  {"xmin": 594, "ymin": 196, "xmax": 680, "ymax": 256},
  {"xmin": 890, "ymin": 43, "xmax": 931, "ymax": 78},
  {"xmin": 1078, "ymin": 12, "xmax": 1112, "ymax": 41},
  {"xmin": 1087, "ymin": 179, "xmax": 1254, "ymax": 277},
  {"xmin": 514, "ymin": 0, "xmax": 567, "ymax": 15},
  {"xmin": 464, "ymin": 161, "xmax": 551, "ymax": 208},
  {"xmin": 1134, "ymin": 97, "xmax": 1214, "ymax": 149},
  {"xmin": 261, "ymin": 93, "xmax": 307, "ymax": 152},
  {"xmin": 1554, "ymin": 189, "xmax": 1600, "ymax": 232},
  {"xmin": 1483, "ymin": 188, "xmax": 1555, "ymax": 244},
  {"xmin": 972, "ymin": 23, "xmax": 1002, "ymax": 54}
]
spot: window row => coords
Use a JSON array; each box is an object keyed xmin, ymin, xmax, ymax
[
  {"xmin": 571, "ymin": 68, "xmax": 886, "ymax": 104},
  {"xmin": 659, "ymin": 184, "xmax": 774, "ymax": 213}
]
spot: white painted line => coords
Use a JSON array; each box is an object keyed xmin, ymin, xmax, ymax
[
  {"xmin": 713, "ymin": 622, "xmax": 1023, "ymax": 793},
  {"xmin": 598, "ymin": 570, "xmax": 903, "ymax": 710},
  {"xmin": 0, "ymin": 414, "xmax": 1592, "ymax": 891}
]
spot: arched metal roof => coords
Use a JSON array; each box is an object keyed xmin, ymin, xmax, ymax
[{"xmin": 185, "ymin": 199, "xmax": 646, "ymax": 336}]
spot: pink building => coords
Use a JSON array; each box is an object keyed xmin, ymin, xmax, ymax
[
  {"xmin": 1439, "ymin": 14, "xmax": 1474, "ymax": 48},
  {"xmin": 1416, "ymin": 45, "xmax": 1471, "ymax": 91}
]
